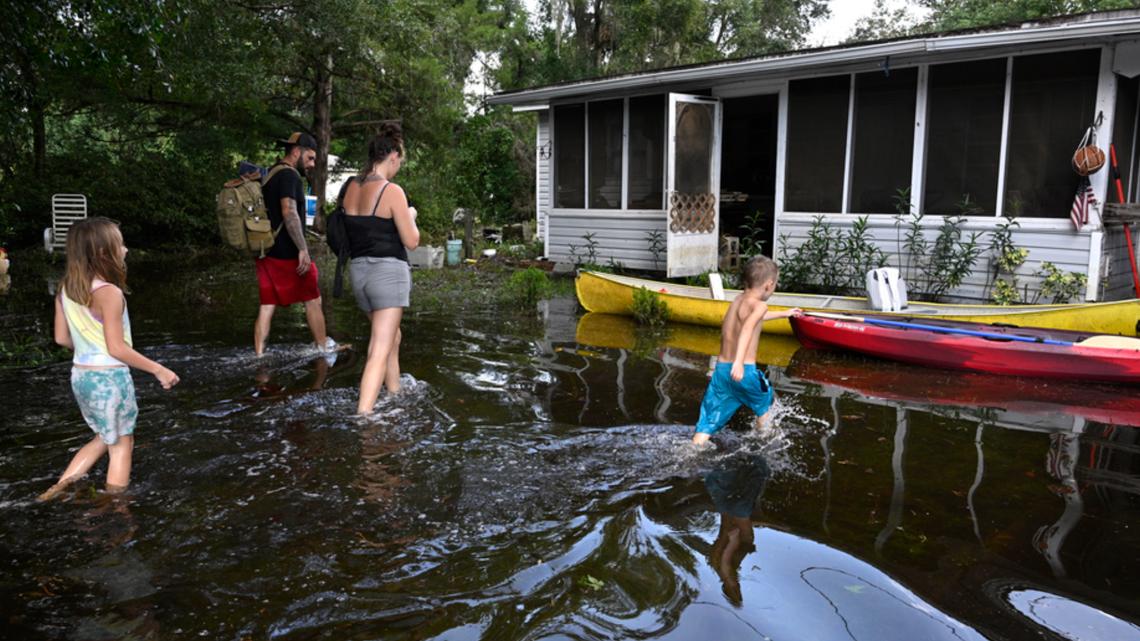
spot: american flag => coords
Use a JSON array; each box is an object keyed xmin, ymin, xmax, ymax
[{"xmin": 1071, "ymin": 177, "xmax": 1096, "ymax": 230}]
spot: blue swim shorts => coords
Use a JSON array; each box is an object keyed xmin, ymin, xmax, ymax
[
  {"xmin": 71, "ymin": 367, "xmax": 138, "ymax": 445},
  {"xmin": 695, "ymin": 362, "xmax": 773, "ymax": 436}
]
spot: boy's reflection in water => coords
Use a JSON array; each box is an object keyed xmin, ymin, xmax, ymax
[{"xmin": 703, "ymin": 452, "xmax": 771, "ymax": 606}]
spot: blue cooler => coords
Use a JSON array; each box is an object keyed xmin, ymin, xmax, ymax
[{"xmin": 305, "ymin": 195, "xmax": 318, "ymax": 227}]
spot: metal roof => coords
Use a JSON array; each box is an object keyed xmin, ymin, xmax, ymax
[{"xmin": 488, "ymin": 9, "xmax": 1140, "ymax": 107}]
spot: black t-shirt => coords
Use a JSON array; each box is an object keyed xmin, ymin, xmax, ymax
[{"xmin": 262, "ymin": 163, "xmax": 305, "ymax": 259}]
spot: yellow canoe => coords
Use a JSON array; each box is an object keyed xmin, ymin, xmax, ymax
[
  {"xmin": 575, "ymin": 312, "xmax": 802, "ymax": 367},
  {"xmin": 576, "ymin": 271, "xmax": 1140, "ymax": 337}
]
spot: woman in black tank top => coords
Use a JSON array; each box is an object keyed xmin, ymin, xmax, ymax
[{"xmin": 339, "ymin": 123, "xmax": 420, "ymax": 415}]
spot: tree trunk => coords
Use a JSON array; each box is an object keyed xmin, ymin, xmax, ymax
[{"xmin": 311, "ymin": 52, "xmax": 334, "ymax": 232}]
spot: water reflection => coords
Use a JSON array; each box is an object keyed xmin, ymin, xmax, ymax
[
  {"xmin": 1003, "ymin": 587, "xmax": 1140, "ymax": 640},
  {"xmin": 782, "ymin": 348, "xmax": 1140, "ymax": 429},
  {"xmin": 703, "ymin": 451, "xmax": 769, "ymax": 605}
]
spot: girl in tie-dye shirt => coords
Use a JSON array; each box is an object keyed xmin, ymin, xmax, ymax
[{"xmin": 39, "ymin": 218, "xmax": 180, "ymax": 501}]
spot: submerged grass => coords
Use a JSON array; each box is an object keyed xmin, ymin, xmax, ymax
[{"xmin": 411, "ymin": 262, "xmax": 573, "ymax": 313}]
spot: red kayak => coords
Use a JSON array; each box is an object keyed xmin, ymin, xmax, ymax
[{"xmin": 790, "ymin": 312, "xmax": 1140, "ymax": 384}]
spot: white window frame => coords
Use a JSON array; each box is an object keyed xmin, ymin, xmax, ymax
[
  {"xmin": 910, "ymin": 64, "xmax": 929, "ymax": 216},
  {"xmin": 841, "ymin": 73, "xmax": 856, "ymax": 214},
  {"xmin": 994, "ymin": 56, "xmax": 1015, "ymax": 218}
]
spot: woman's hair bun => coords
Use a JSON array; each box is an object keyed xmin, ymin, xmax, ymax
[
  {"xmin": 368, "ymin": 120, "xmax": 405, "ymax": 166},
  {"xmin": 378, "ymin": 120, "xmax": 402, "ymax": 139}
]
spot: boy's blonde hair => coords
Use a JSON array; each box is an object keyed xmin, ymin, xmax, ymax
[
  {"xmin": 60, "ymin": 217, "xmax": 127, "ymax": 306},
  {"xmin": 742, "ymin": 255, "xmax": 778, "ymax": 291}
]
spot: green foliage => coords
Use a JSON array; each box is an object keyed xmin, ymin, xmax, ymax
[
  {"xmin": 684, "ymin": 271, "xmax": 740, "ymax": 289},
  {"xmin": 645, "ymin": 229, "xmax": 666, "ymax": 271},
  {"xmin": 494, "ymin": 0, "xmax": 830, "ymax": 90},
  {"xmin": 454, "ymin": 111, "xmax": 528, "ymax": 228},
  {"xmin": 0, "ymin": 334, "xmax": 70, "ymax": 368},
  {"xmin": 684, "ymin": 273, "xmax": 710, "ymax": 287},
  {"xmin": 984, "ymin": 213, "xmax": 1026, "ymax": 301},
  {"xmin": 411, "ymin": 262, "xmax": 571, "ymax": 313},
  {"xmin": 777, "ymin": 216, "xmax": 884, "ymax": 295},
  {"xmin": 893, "ymin": 201, "xmax": 983, "ymax": 302},
  {"xmin": 0, "ymin": 0, "xmax": 512, "ymax": 249},
  {"xmin": 918, "ymin": 0, "xmax": 1137, "ymax": 32},
  {"xmin": 850, "ymin": 0, "xmax": 1137, "ymax": 43},
  {"xmin": 919, "ymin": 216, "xmax": 983, "ymax": 302},
  {"xmin": 840, "ymin": 216, "xmax": 889, "ymax": 292},
  {"xmin": 776, "ymin": 216, "xmax": 844, "ymax": 294},
  {"xmin": 739, "ymin": 209, "xmax": 768, "ymax": 257},
  {"xmin": 780, "ymin": 199, "xmax": 980, "ymax": 301},
  {"xmin": 1035, "ymin": 261, "xmax": 1087, "ymax": 304},
  {"xmin": 991, "ymin": 278, "xmax": 1021, "ymax": 305},
  {"xmin": 568, "ymin": 232, "xmax": 601, "ymax": 269},
  {"xmin": 500, "ymin": 240, "xmax": 544, "ymax": 260},
  {"xmin": 505, "ymin": 267, "xmax": 553, "ymax": 307},
  {"xmin": 632, "ymin": 286, "xmax": 669, "ymax": 329}
]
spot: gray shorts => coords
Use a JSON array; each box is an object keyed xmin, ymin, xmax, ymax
[{"xmin": 349, "ymin": 257, "xmax": 410, "ymax": 312}]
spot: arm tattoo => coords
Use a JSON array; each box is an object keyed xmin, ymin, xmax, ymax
[{"xmin": 282, "ymin": 199, "xmax": 308, "ymax": 253}]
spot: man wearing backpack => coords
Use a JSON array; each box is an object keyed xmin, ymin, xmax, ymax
[{"xmin": 254, "ymin": 132, "xmax": 335, "ymax": 356}]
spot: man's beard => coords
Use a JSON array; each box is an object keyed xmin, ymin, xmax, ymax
[{"xmin": 292, "ymin": 156, "xmax": 311, "ymax": 178}]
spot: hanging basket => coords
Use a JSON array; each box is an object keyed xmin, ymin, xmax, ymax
[{"xmin": 1072, "ymin": 126, "xmax": 1106, "ymax": 176}]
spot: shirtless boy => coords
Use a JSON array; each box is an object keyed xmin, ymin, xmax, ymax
[{"xmin": 692, "ymin": 256, "xmax": 799, "ymax": 445}]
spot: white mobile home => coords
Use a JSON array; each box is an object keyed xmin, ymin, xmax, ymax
[{"xmin": 489, "ymin": 10, "xmax": 1140, "ymax": 302}]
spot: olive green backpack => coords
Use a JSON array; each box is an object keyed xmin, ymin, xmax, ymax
[{"xmin": 215, "ymin": 164, "xmax": 297, "ymax": 257}]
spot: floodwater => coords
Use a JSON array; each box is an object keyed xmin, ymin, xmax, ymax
[{"xmin": 1, "ymin": 257, "xmax": 1138, "ymax": 641}]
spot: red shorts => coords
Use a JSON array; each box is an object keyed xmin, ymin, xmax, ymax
[{"xmin": 255, "ymin": 257, "xmax": 321, "ymax": 306}]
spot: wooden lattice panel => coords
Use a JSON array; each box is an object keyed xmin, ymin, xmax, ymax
[{"xmin": 669, "ymin": 192, "xmax": 716, "ymax": 234}]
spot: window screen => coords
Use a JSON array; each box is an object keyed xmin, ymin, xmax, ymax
[
  {"xmin": 588, "ymin": 100, "xmax": 624, "ymax": 209},
  {"xmin": 786, "ymin": 75, "xmax": 850, "ymax": 212},
  {"xmin": 850, "ymin": 67, "xmax": 917, "ymax": 214},
  {"xmin": 924, "ymin": 59, "xmax": 1006, "ymax": 215},
  {"xmin": 674, "ymin": 101, "xmax": 715, "ymax": 194},
  {"xmin": 554, "ymin": 103, "xmax": 585, "ymax": 208},
  {"xmin": 1005, "ymin": 49, "xmax": 1100, "ymax": 217},
  {"xmin": 628, "ymin": 95, "xmax": 665, "ymax": 209}
]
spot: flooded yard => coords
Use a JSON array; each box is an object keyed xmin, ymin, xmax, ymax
[{"xmin": 1, "ymin": 256, "xmax": 1138, "ymax": 640}]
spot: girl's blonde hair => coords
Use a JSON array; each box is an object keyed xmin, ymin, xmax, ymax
[{"xmin": 60, "ymin": 217, "xmax": 127, "ymax": 306}]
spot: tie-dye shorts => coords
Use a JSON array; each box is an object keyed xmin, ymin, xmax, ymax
[{"xmin": 71, "ymin": 367, "xmax": 138, "ymax": 445}]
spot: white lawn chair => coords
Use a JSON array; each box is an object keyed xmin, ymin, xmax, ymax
[{"xmin": 44, "ymin": 194, "xmax": 87, "ymax": 252}]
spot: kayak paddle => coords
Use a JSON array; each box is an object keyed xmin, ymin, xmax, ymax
[{"xmin": 801, "ymin": 311, "xmax": 1140, "ymax": 350}]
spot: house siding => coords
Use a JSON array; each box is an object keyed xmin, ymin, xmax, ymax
[
  {"xmin": 776, "ymin": 213, "xmax": 1094, "ymax": 302},
  {"xmin": 548, "ymin": 210, "xmax": 666, "ymax": 271},
  {"xmin": 537, "ymin": 111, "xmax": 553, "ymax": 246},
  {"xmin": 1102, "ymin": 224, "xmax": 1140, "ymax": 300}
]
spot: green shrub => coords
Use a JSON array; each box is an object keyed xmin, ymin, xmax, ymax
[
  {"xmin": 991, "ymin": 278, "xmax": 1020, "ymax": 305},
  {"xmin": 1035, "ymin": 262, "xmax": 1087, "ymax": 304},
  {"xmin": 505, "ymin": 267, "xmax": 552, "ymax": 307},
  {"xmin": 645, "ymin": 229, "xmax": 666, "ymax": 270},
  {"xmin": 777, "ymin": 215, "xmax": 884, "ymax": 295},
  {"xmin": 632, "ymin": 286, "xmax": 669, "ymax": 328}
]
